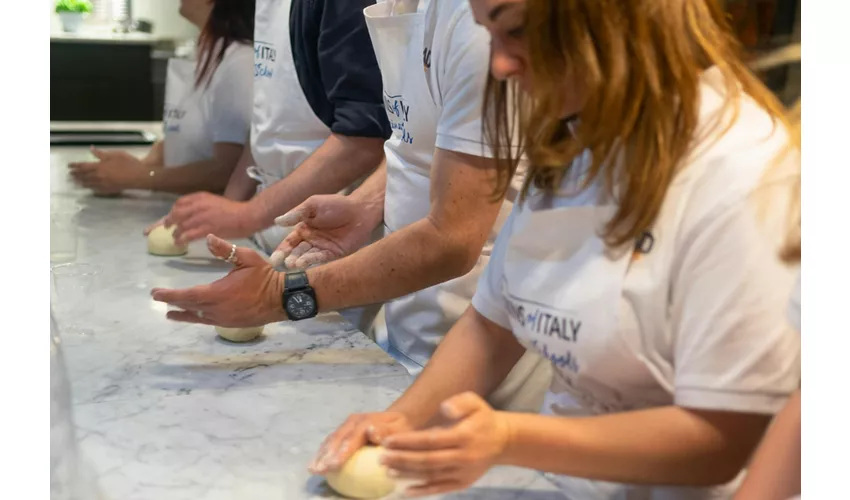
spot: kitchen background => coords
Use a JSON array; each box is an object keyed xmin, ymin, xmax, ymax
[
  {"xmin": 49, "ymin": 0, "xmax": 799, "ymax": 125},
  {"xmin": 49, "ymin": 0, "xmax": 198, "ymax": 41},
  {"xmin": 50, "ymin": 0, "xmax": 200, "ymax": 126}
]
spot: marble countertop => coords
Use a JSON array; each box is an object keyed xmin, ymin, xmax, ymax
[{"xmin": 51, "ymin": 142, "xmax": 563, "ymax": 500}]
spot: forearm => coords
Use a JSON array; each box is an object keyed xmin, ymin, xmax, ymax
[
  {"xmin": 139, "ymin": 159, "xmax": 233, "ymax": 194},
  {"xmin": 389, "ymin": 308, "xmax": 525, "ymax": 428},
  {"xmin": 734, "ymin": 390, "xmax": 801, "ymax": 500},
  {"xmin": 500, "ymin": 406, "xmax": 771, "ymax": 486},
  {"xmin": 223, "ymin": 146, "xmax": 258, "ymax": 201},
  {"xmin": 142, "ymin": 141, "xmax": 164, "ymax": 166},
  {"xmin": 301, "ymin": 147, "xmax": 499, "ymax": 311},
  {"xmin": 348, "ymin": 160, "xmax": 387, "ymax": 228},
  {"xmin": 307, "ymin": 214, "xmax": 479, "ymax": 311},
  {"xmin": 248, "ymin": 134, "xmax": 385, "ymax": 231}
]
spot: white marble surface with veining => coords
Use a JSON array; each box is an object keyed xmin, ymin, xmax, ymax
[{"xmin": 51, "ymin": 139, "xmax": 564, "ymax": 500}]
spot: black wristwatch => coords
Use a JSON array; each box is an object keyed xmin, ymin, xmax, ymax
[{"xmin": 282, "ymin": 270, "xmax": 318, "ymax": 321}]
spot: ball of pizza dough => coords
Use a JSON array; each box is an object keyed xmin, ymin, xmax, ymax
[
  {"xmin": 325, "ymin": 446, "xmax": 396, "ymax": 499},
  {"xmin": 214, "ymin": 325, "xmax": 264, "ymax": 343},
  {"xmin": 147, "ymin": 225, "xmax": 188, "ymax": 256}
]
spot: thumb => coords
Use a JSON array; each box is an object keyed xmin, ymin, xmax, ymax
[
  {"xmin": 206, "ymin": 234, "xmax": 266, "ymax": 268},
  {"xmin": 90, "ymin": 147, "xmax": 111, "ymax": 161},
  {"xmin": 275, "ymin": 199, "xmax": 315, "ymax": 228},
  {"xmin": 440, "ymin": 392, "xmax": 487, "ymax": 422},
  {"xmin": 367, "ymin": 419, "xmax": 410, "ymax": 445}
]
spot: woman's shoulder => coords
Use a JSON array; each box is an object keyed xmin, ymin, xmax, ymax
[
  {"xmin": 671, "ymin": 83, "xmax": 798, "ymax": 224},
  {"xmin": 220, "ymin": 41, "xmax": 254, "ymax": 68},
  {"xmin": 200, "ymin": 41, "xmax": 254, "ymax": 103},
  {"xmin": 206, "ymin": 41, "xmax": 253, "ymax": 87}
]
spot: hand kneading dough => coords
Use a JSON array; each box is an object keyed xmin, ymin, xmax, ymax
[
  {"xmin": 147, "ymin": 225, "xmax": 188, "ymax": 256},
  {"xmin": 215, "ymin": 325, "xmax": 264, "ymax": 342},
  {"xmin": 325, "ymin": 446, "xmax": 395, "ymax": 499}
]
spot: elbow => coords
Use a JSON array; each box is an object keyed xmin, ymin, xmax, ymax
[
  {"xmin": 458, "ymin": 246, "xmax": 481, "ymax": 276},
  {"xmin": 354, "ymin": 138, "xmax": 386, "ymax": 168},
  {"xmin": 699, "ymin": 463, "xmax": 747, "ymax": 487},
  {"xmin": 208, "ymin": 175, "xmax": 230, "ymax": 194},
  {"xmin": 422, "ymin": 217, "xmax": 484, "ymax": 279},
  {"xmin": 337, "ymin": 133, "xmax": 386, "ymax": 167},
  {"xmin": 442, "ymin": 239, "xmax": 481, "ymax": 278},
  {"xmin": 685, "ymin": 449, "xmax": 753, "ymax": 487},
  {"xmin": 675, "ymin": 408, "xmax": 773, "ymax": 488},
  {"xmin": 207, "ymin": 163, "xmax": 238, "ymax": 194}
]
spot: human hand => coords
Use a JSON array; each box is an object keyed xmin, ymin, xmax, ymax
[
  {"xmin": 309, "ymin": 412, "xmax": 413, "ymax": 475},
  {"xmin": 380, "ymin": 392, "xmax": 511, "ymax": 497},
  {"xmin": 163, "ymin": 192, "xmax": 260, "ymax": 246},
  {"xmin": 150, "ymin": 234, "xmax": 285, "ymax": 327},
  {"xmin": 68, "ymin": 147, "xmax": 146, "ymax": 194},
  {"xmin": 270, "ymin": 194, "xmax": 380, "ymax": 269}
]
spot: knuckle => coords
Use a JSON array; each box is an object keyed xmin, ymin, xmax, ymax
[{"xmin": 458, "ymin": 452, "xmax": 475, "ymax": 466}]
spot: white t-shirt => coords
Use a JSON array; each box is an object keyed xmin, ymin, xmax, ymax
[
  {"xmin": 376, "ymin": 0, "xmax": 516, "ymax": 246},
  {"xmin": 788, "ymin": 272, "xmax": 801, "ymax": 333},
  {"xmin": 163, "ymin": 42, "xmax": 253, "ymax": 167},
  {"xmin": 472, "ymin": 67, "xmax": 801, "ymax": 498},
  {"xmin": 365, "ymin": 0, "xmax": 530, "ymax": 371},
  {"xmin": 425, "ymin": 0, "xmax": 494, "ymax": 159}
]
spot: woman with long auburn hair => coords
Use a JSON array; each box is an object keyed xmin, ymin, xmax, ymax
[
  {"xmin": 69, "ymin": 0, "xmax": 255, "ymax": 196},
  {"xmin": 313, "ymin": 0, "xmax": 801, "ymax": 498}
]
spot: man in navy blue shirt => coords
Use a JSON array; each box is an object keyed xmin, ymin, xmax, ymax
[{"xmin": 156, "ymin": 0, "xmax": 390, "ymax": 256}]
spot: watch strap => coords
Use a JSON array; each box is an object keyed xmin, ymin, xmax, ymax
[{"xmin": 284, "ymin": 270, "xmax": 309, "ymax": 291}]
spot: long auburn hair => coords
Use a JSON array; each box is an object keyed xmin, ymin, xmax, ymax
[
  {"xmin": 195, "ymin": 0, "xmax": 255, "ymax": 88},
  {"xmin": 781, "ymin": 98, "xmax": 801, "ymax": 263},
  {"xmin": 484, "ymin": 0, "xmax": 790, "ymax": 248}
]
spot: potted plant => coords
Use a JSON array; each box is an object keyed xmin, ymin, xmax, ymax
[{"xmin": 55, "ymin": 0, "xmax": 93, "ymax": 34}]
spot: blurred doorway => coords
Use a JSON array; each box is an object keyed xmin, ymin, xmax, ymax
[{"xmin": 724, "ymin": 0, "xmax": 800, "ymax": 104}]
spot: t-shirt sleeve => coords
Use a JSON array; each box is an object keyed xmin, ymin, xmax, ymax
[
  {"xmin": 471, "ymin": 206, "xmax": 517, "ymax": 329},
  {"xmin": 672, "ymin": 180, "xmax": 800, "ymax": 414},
  {"xmin": 208, "ymin": 44, "xmax": 254, "ymax": 145},
  {"xmin": 317, "ymin": 0, "xmax": 391, "ymax": 139},
  {"xmin": 434, "ymin": 9, "xmax": 492, "ymax": 158}
]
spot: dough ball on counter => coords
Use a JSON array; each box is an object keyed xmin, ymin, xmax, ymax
[
  {"xmin": 147, "ymin": 225, "xmax": 188, "ymax": 256},
  {"xmin": 215, "ymin": 325, "xmax": 264, "ymax": 343},
  {"xmin": 325, "ymin": 446, "xmax": 395, "ymax": 499}
]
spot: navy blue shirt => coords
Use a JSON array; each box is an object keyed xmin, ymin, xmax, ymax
[{"xmin": 289, "ymin": 0, "xmax": 391, "ymax": 139}]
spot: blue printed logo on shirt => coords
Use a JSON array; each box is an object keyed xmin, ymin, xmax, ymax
[
  {"xmin": 254, "ymin": 41, "xmax": 276, "ymax": 79},
  {"xmin": 384, "ymin": 92, "xmax": 413, "ymax": 145}
]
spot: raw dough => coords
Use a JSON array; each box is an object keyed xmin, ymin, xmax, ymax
[
  {"xmin": 215, "ymin": 325, "xmax": 264, "ymax": 343},
  {"xmin": 325, "ymin": 446, "xmax": 395, "ymax": 499},
  {"xmin": 147, "ymin": 225, "xmax": 188, "ymax": 256}
]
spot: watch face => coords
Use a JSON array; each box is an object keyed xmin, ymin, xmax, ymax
[{"xmin": 286, "ymin": 292, "xmax": 316, "ymax": 320}]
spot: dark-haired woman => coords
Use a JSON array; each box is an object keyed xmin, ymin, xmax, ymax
[{"xmin": 69, "ymin": 0, "xmax": 254, "ymax": 195}]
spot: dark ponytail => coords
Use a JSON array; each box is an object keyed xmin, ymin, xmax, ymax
[{"xmin": 195, "ymin": 0, "xmax": 255, "ymax": 88}]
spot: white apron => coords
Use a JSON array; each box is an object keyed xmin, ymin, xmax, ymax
[
  {"xmin": 163, "ymin": 58, "xmax": 210, "ymax": 167},
  {"xmin": 505, "ymin": 199, "xmax": 742, "ymax": 499},
  {"xmin": 249, "ymin": 0, "xmax": 331, "ymax": 254},
  {"xmin": 364, "ymin": 1, "xmax": 549, "ymax": 413}
]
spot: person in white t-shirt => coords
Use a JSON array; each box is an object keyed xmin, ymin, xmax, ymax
[
  {"xmin": 150, "ymin": 0, "xmax": 551, "ymax": 414},
  {"xmin": 69, "ymin": 0, "xmax": 254, "ymax": 196},
  {"xmin": 299, "ymin": 1, "xmax": 800, "ymax": 498}
]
